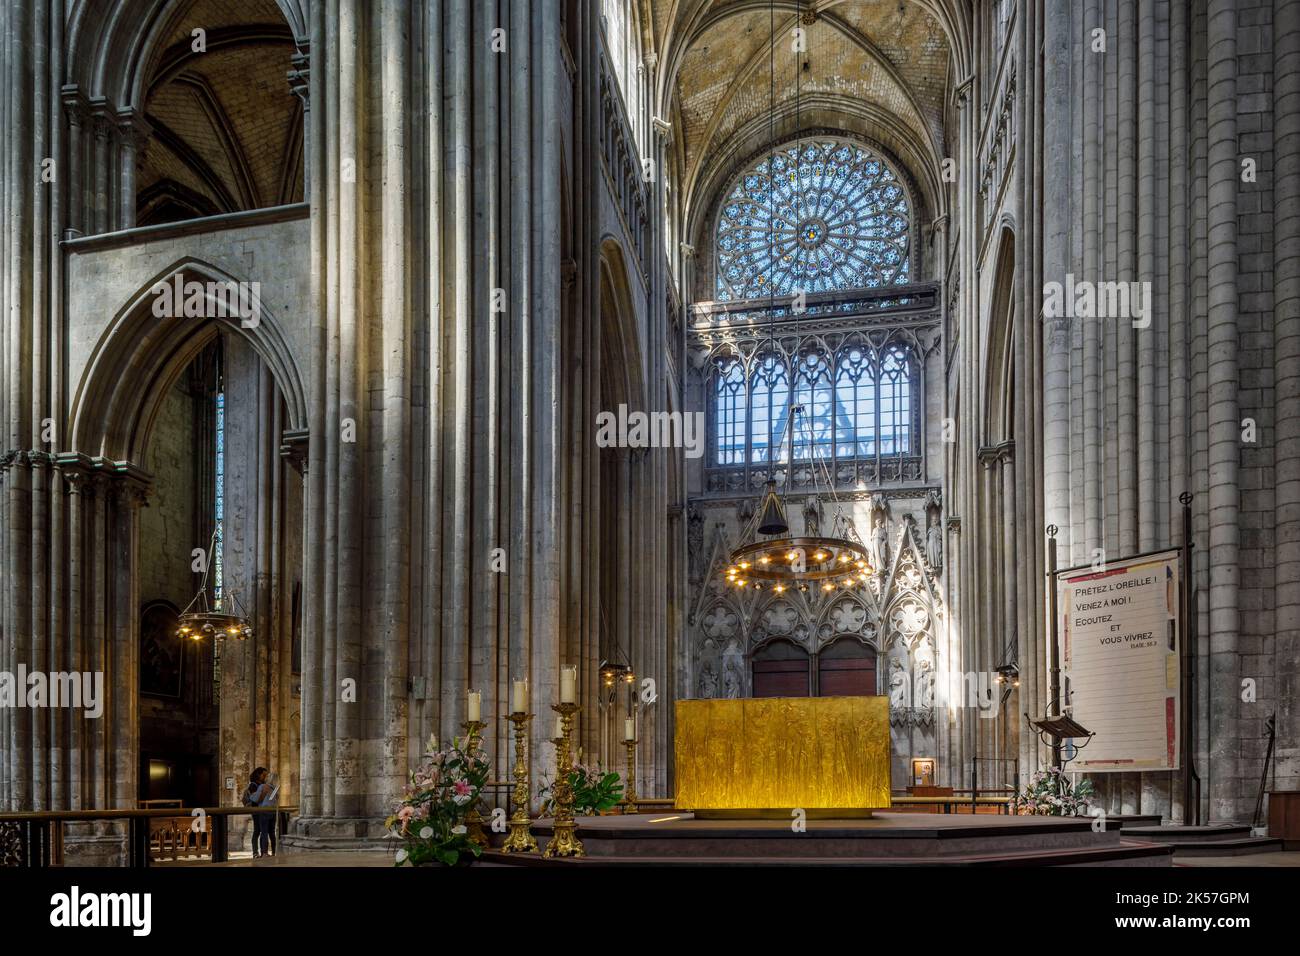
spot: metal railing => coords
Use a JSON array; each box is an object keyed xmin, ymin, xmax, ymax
[{"xmin": 0, "ymin": 806, "xmax": 298, "ymax": 867}]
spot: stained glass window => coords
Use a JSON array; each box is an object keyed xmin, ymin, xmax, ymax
[
  {"xmin": 214, "ymin": 390, "xmax": 225, "ymax": 607},
  {"xmin": 750, "ymin": 354, "xmax": 790, "ymax": 465},
  {"xmin": 714, "ymin": 139, "xmax": 911, "ymax": 301},
  {"xmin": 714, "ymin": 360, "xmax": 747, "ymax": 466},
  {"xmin": 835, "ymin": 347, "xmax": 876, "ymax": 457},
  {"xmin": 792, "ymin": 352, "xmax": 833, "ymax": 460},
  {"xmin": 708, "ymin": 343, "xmax": 916, "ymax": 470},
  {"xmin": 880, "ymin": 347, "xmax": 911, "ymax": 455}
]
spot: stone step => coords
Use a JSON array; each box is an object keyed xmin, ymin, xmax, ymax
[
  {"xmin": 481, "ymin": 841, "xmax": 1173, "ymax": 867},
  {"xmin": 1108, "ymin": 814, "xmax": 1163, "ymax": 827},
  {"xmin": 1121, "ymin": 824, "xmax": 1254, "ymax": 842},
  {"xmin": 1163, "ymin": 837, "xmax": 1284, "ymax": 857}
]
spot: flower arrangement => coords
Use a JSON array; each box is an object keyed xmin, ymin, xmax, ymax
[
  {"xmin": 1016, "ymin": 767, "xmax": 1094, "ymax": 816},
  {"xmin": 538, "ymin": 761, "xmax": 624, "ymax": 816},
  {"xmin": 385, "ymin": 736, "xmax": 489, "ymax": 866}
]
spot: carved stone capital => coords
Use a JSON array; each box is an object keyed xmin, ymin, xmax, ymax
[
  {"xmin": 88, "ymin": 98, "xmax": 116, "ymax": 140},
  {"xmin": 280, "ymin": 428, "xmax": 310, "ymax": 476},
  {"xmin": 288, "ymin": 45, "xmax": 311, "ymax": 108},
  {"xmin": 115, "ymin": 108, "xmax": 153, "ymax": 152},
  {"xmin": 62, "ymin": 85, "xmax": 91, "ymax": 127},
  {"xmin": 954, "ymin": 75, "xmax": 974, "ymax": 108},
  {"xmin": 112, "ymin": 476, "xmax": 152, "ymax": 509}
]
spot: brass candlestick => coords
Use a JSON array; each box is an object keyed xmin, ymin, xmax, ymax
[
  {"xmin": 462, "ymin": 719, "xmax": 488, "ymax": 849},
  {"xmin": 501, "ymin": 712, "xmax": 538, "ymax": 853},
  {"xmin": 544, "ymin": 702, "xmax": 585, "ymax": 858},
  {"xmin": 623, "ymin": 737, "xmax": 638, "ymax": 812}
]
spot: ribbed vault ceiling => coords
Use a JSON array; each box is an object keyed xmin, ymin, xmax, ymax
[
  {"xmin": 137, "ymin": 0, "xmax": 301, "ymax": 224},
  {"xmin": 651, "ymin": 1, "xmax": 952, "ymax": 216}
]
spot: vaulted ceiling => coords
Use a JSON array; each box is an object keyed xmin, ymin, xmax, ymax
[
  {"xmin": 647, "ymin": 1, "xmax": 960, "ymax": 229},
  {"xmin": 137, "ymin": 0, "xmax": 302, "ymax": 225}
]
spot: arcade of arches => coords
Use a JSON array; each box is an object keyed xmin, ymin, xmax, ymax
[{"xmin": 2, "ymin": 0, "xmax": 1299, "ymax": 861}]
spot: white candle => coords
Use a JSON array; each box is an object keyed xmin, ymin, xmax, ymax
[
  {"xmin": 468, "ymin": 690, "xmax": 481, "ymax": 722},
  {"xmin": 624, "ymin": 716, "xmax": 635, "ymax": 742},
  {"xmin": 560, "ymin": 665, "xmax": 577, "ymax": 703},
  {"xmin": 512, "ymin": 679, "xmax": 528, "ymax": 713},
  {"xmin": 554, "ymin": 716, "xmax": 565, "ymax": 739}
]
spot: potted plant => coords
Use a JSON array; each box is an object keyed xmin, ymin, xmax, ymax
[
  {"xmin": 538, "ymin": 761, "xmax": 624, "ymax": 816},
  {"xmin": 385, "ymin": 736, "xmax": 489, "ymax": 866},
  {"xmin": 1016, "ymin": 767, "xmax": 1095, "ymax": 816}
]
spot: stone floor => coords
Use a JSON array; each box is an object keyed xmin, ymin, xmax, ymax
[
  {"xmin": 1177, "ymin": 851, "xmax": 1300, "ymax": 867},
  {"xmin": 160, "ymin": 846, "xmax": 1300, "ymax": 867},
  {"xmin": 164, "ymin": 849, "xmax": 396, "ymax": 867}
]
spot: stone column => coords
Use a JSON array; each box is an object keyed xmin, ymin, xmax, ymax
[
  {"xmin": 1275, "ymin": 0, "xmax": 1300, "ymax": 794},
  {"xmin": 89, "ymin": 100, "xmax": 112, "ymax": 235},
  {"xmin": 999, "ymin": 442, "xmax": 1019, "ymax": 778},
  {"xmin": 114, "ymin": 108, "xmax": 147, "ymax": 230},
  {"xmin": 1206, "ymin": 0, "xmax": 1240, "ymax": 823}
]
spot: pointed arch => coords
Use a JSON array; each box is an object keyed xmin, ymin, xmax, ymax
[
  {"xmin": 984, "ymin": 226, "xmax": 1017, "ymax": 444},
  {"xmin": 599, "ymin": 237, "xmax": 649, "ymax": 411},
  {"xmin": 69, "ymin": 257, "xmax": 308, "ymax": 463}
]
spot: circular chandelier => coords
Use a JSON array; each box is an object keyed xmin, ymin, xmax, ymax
[
  {"xmin": 175, "ymin": 528, "xmax": 252, "ymax": 641},
  {"xmin": 722, "ymin": 408, "xmax": 875, "ymax": 596}
]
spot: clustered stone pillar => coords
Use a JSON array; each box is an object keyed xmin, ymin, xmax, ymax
[
  {"xmin": 291, "ymin": 0, "xmax": 636, "ymax": 844},
  {"xmin": 1034, "ymin": 0, "xmax": 1291, "ymax": 822},
  {"xmin": 1275, "ymin": 0, "xmax": 1300, "ymax": 797}
]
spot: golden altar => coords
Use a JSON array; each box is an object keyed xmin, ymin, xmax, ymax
[{"xmin": 674, "ymin": 696, "xmax": 891, "ymax": 818}]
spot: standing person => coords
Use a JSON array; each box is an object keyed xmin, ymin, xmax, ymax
[
  {"xmin": 242, "ymin": 767, "xmax": 276, "ymax": 858},
  {"xmin": 257, "ymin": 770, "xmax": 281, "ymax": 857}
]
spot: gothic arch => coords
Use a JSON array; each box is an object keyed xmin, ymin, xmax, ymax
[
  {"xmin": 983, "ymin": 227, "xmax": 1017, "ymax": 444},
  {"xmin": 814, "ymin": 592, "xmax": 877, "ymax": 652},
  {"xmin": 599, "ymin": 237, "xmax": 649, "ymax": 411},
  {"xmin": 66, "ymin": 0, "xmax": 307, "ymax": 107},
  {"xmin": 69, "ymin": 257, "xmax": 309, "ymax": 463}
]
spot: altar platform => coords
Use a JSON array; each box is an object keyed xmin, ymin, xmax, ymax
[{"xmin": 485, "ymin": 811, "xmax": 1175, "ymax": 866}]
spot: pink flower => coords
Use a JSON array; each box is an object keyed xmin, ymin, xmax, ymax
[{"xmin": 454, "ymin": 780, "xmax": 472, "ymax": 797}]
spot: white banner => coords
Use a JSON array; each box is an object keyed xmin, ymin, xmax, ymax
[{"xmin": 1057, "ymin": 549, "xmax": 1181, "ymax": 772}]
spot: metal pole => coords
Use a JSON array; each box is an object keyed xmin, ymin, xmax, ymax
[
  {"xmin": 1252, "ymin": 714, "xmax": 1276, "ymax": 830},
  {"xmin": 1046, "ymin": 526, "xmax": 1061, "ymax": 770}
]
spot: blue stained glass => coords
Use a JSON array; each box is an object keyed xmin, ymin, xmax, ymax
[
  {"xmin": 714, "ymin": 361, "xmax": 747, "ymax": 466},
  {"xmin": 716, "ymin": 139, "xmax": 911, "ymax": 301},
  {"xmin": 214, "ymin": 391, "xmax": 225, "ymax": 607}
]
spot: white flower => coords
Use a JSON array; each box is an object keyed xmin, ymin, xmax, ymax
[
  {"xmin": 452, "ymin": 825, "xmax": 467, "ymax": 835},
  {"xmin": 419, "ymin": 826, "xmax": 433, "ymax": 839},
  {"xmin": 453, "ymin": 793, "xmax": 470, "ymax": 805},
  {"xmin": 395, "ymin": 848, "xmax": 408, "ymax": 863}
]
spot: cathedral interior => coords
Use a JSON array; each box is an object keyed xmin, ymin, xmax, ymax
[{"xmin": 2, "ymin": 0, "xmax": 1300, "ymax": 887}]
